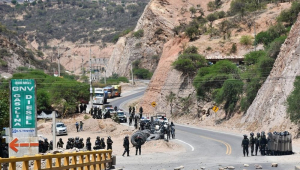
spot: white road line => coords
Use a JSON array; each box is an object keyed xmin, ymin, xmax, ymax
[{"xmin": 175, "ymin": 139, "xmax": 195, "ymax": 152}]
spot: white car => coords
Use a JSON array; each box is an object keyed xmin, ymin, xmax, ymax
[{"xmin": 51, "ymin": 123, "xmax": 68, "ymax": 136}]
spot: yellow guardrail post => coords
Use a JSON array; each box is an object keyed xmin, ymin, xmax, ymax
[
  {"xmin": 84, "ymin": 153, "xmax": 89, "ymax": 170},
  {"xmin": 107, "ymin": 151, "xmax": 112, "ymax": 168},
  {"xmin": 33, "ymin": 154, "xmax": 41, "ymax": 170},
  {"xmin": 9, "ymin": 156, "xmax": 16, "ymax": 170},
  {"xmin": 77, "ymin": 152, "xmax": 84, "ymax": 170},
  {"xmin": 45, "ymin": 153, "xmax": 52, "ymax": 169},
  {"xmin": 63, "ymin": 152, "xmax": 69, "ymax": 170},
  {"xmin": 90, "ymin": 152, "xmax": 96, "ymax": 170},
  {"xmin": 55, "ymin": 153, "xmax": 62, "ymax": 168},
  {"xmin": 95, "ymin": 152, "xmax": 100, "ymax": 170},
  {"xmin": 22, "ymin": 155, "xmax": 29, "ymax": 170},
  {"xmin": 70, "ymin": 152, "xmax": 77, "ymax": 170},
  {"xmin": 101, "ymin": 152, "xmax": 105, "ymax": 170}
]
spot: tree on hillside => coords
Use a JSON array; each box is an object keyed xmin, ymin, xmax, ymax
[
  {"xmin": 166, "ymin": 91, "xmax": 176, "ymax": 115},
  {"xmin": 0, "ymin": 90, "xmax": 9, "ymax": 130},
  {"xmin": 11, "ymin": 0, "xmax": 17, "ymax": 5},
  {"xmin": 287, "ymin": 76, "xmax": 300, "ymax": 123}
]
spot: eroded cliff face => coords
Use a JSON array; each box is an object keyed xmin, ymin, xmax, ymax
[
  {"xmin": 240, "ymin": 14, "xmax": 300, "ymax": 135},
  {"xmin": 106, "ymin": 0, "xmax": 214, "ymax": 77}
]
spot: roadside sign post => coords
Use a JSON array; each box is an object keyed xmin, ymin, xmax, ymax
[
  {"xmin": 9, "ymin": 79, "xmax": 38, "ymax": 157},
  {"xmin": 151, "ymin": 101, "xmax": 156, "ymax": 108},
  {"xmin": 212, "ymin": 106, "xmax": 219, "ymax": 121}
]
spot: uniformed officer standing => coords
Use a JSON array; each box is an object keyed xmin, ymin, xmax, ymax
[
  {"xmin": 122, "ymin": 135, "xmax": 130, "ymax": 157},
  {"xmin": 260, "ymin": 131, "xmax": 268, "ymax": 156},
  {"xmin": 107, "ymin": 136, "xmax": 113, "ymax": 150},
  {"xmin": 139, "ymin": 106, "xmax": 143, "ymax": 119},
  {"xmin": 49, "ymin": 140, "xmax": 53, "ymax": 150},
  {"xmin": 135, "ymin": 135, "xmax": 142, "ymax": 155},
  {"xmin": 255, "ymin": 132, "xmax": 261, "ymax": 156},
  {"xmin": 57, "ymin": 138, "xmax": 64, "ymax": 148},
  {"xmin": 43, "ymin": 139, "xmax": 49, "ymax": 153},
  {"xmin": 100, "ymin": 138, "xmax": 106, "ymax": 149},
  {"xmin": 249, "ymin": 132, "xmax": 255, "ymax": 156},
  {"xmin": 241, "ymin": 135, "xmax": 249, "ymax": 157},
  {"xmin": 86, "ymin": 137, "xmax": 92, "ymax": 151}
]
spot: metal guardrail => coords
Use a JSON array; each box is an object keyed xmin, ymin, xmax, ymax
[{"xmin": 0, "ymin": 150, "xmax": 112, "ymax": 170}]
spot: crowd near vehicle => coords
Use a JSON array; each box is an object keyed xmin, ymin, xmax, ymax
[
  {"xmin": 93, "ymin": 88, "xmax": 108, "ymax": 104},
  {"xmin": 51, "ymin": 122, "xmax": 68, "ymax": 136}
]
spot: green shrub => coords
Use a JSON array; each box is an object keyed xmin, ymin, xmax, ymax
[
  {"xmin": 185, "ymin": 26, "xmax": 199, "ymax": 40},
  {"xmin": 0, "ymin": 59, "xmax": 8, "ymax": 67},
  {"xmin": 133, "ymin": 29, "xmax": 144, "ymax": 38},
  {"xmin": 230, "ymin": 43, "xmax": 237, "ymax": 54},
  {"xmin": 287, "ymin": 76, "xmax": 300, "ymax": 123},
  {"xmin": 84, "ymin": 115, "xmax": 90, "ymax": 119},
  {"xmin": 240, "ymin": 35, "xmax": 252, "ymax": 46},
  {"xmin": 133, "ymin": 68, "xmax": 152, "ymax": 79},
  {"xmin": 132, "ymin": 59, "xmax": 141, "ymax": 69},
  {"xmin": 184, "ymin": 46, "xmax": 198, "ymax": 54},
  {"xmin": 277, "ymin": 1, "xmax": 300, "ymax": 25},
  {"xmin": 172, "ymin": 53, "xmax": 206, "ymax": 76},
  {"xmin": 266, "ymin": 36, "xmax": 286, "ymax": 59},
  {"xmin": 244, "ymin": 51, "xmax": 266, "ymax": 65}
]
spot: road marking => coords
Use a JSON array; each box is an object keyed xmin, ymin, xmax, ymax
[{"xmin": 175, "ymin": 139, "xmax": 195, "ymax": 151}]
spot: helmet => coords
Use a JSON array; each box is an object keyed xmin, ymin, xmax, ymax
[
  {"xmin": 125, "ymin": 135, "xmax": 129, "ymax": 138},
  {"xmin": 87, "ymin": 137, "xmax": 90, "ymax": 140},
  {"xmin": 80, "ymin": 138, "xmax": 83, "ymax": 141},
  {"xmin": 59, "ymin": 138, "xmax": 62, "ymax": 141},
  {"xmin": 261, "ymin": 131, "xmax": 265, "ymax": 135},
  {"xmin": 97, "ymin": 136, "xmax": 100, "ymax": 140},
  {"xmin": 101, "ymin": 138, "xmax": 104, "ymax": 140},
  {"xmin": 243, "ymin": 134, "xmax": 247, "ymax": 137},
  {"xmin": 75, "ymin": 137, "xmax": 79, "ymax": 140},
  {"xmin": 44, "ymin": 138, "xmax": 48, "ymax": 142},
  {"xmin": 108, "ymin": 136, "xmax": 111, "ymax": 139},
  {"xmin": 250, "ymin": 132, "xmax": 254, "ymax": 136},
  {"xmin": 273, "ymin": 131, "xmax": 277, "ymax": 135},
  {"xmin": 50, "ymin": 140, "xmax": 53, "ymax": 143},
  {"xmin": 257, "ymin": 132, "xmax": 260, "ymax": 137}
]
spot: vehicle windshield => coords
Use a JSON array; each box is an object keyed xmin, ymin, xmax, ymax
[
  {"xmin": 95, "ymin": 93, "xmax": 104, "ymax": 97},
  {"xmin": 114, "ymin": 89, "xmax": 118, "ymax": 92},
  {"xmin": 108, "ymin": 109, "xmax": 114, "ymax": 112},
  {"xmin": 56, "ymin": 124, "xmax": 65, "ymax": 127},
  {"xmin": 117, "ymin": 112, "xmax": 125, "ymax": 116}
]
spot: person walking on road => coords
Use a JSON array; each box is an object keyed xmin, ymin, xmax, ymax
[
  {"xmin": 139, "ymin": 106, "xmax": 143, "ymax": 119},
  {"xmin": 80, "ymin": 121, "xmax": 84, "ymax": 131},
  {"xmin": 129, "ymin": 106, "xmax": 132, "ymax": 114},
  {"xmin": 75, "ymin": 122, "xmax": 79, "ymax": 132},
  {"xmin": 249, "ymin": 132, "xmax": 255, "ymax": 156},
  {"xmin": 241, "ymin": 134, "xmax": 250, "ymax": 157},
  {"xmin": 135, "ymin": 135, "xmax": 142, "ymax": 155},
  {"xmin": 134, "ymin": 115, "xmax": 138, "ymax": 129},
  {"xmin": 107, "ymin": 136, "xmax": 113, "ymax": 150},
  {"xmin": 132, "ymin": 106, "xmax": 135, "ymax": 114},
  {"xmin": 129, "ymin": 114, "xmax": 133, "ymax": 126},
  {"xmin": 122, "ymin": 135, "xmax": 130, "ymax": 157}
]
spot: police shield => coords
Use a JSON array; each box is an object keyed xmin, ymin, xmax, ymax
[
  {"xmin": 273, "ymin": 132, "xmax": 279, "ymax": 155},
  {"xmin": 267, "ymin": 132, "xmax": 274, "ymax": 155}
]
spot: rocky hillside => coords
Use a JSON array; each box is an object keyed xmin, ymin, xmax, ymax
[
  {"xmin": 240, "ymin": 13, "xmax": 300, "ymax": 135},
  {"xmin": 0, "ymin": 23, "xmax": 55, "ymax": 75},
  {"xmin": 0, "ymin": 0, "xmax": 149, "ymax": 75}
]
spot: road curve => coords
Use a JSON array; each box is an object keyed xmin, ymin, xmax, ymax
[{"xmin": 109, "ymin": 90, "xmax": 297, "ymax": 170}]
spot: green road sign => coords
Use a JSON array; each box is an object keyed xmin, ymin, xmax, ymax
[{"xmin": 10, "ymin": 79, "xmax": 36, "ymax": 129}]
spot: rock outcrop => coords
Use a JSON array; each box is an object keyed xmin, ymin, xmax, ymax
[{"xmin": 240, "ymin": 14, "xmax": 300, "ymax": 133}]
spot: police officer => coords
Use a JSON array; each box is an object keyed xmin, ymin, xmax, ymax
[
  {"xmin": 49, "ymin": 140, "xmax": 53, "ymax": 150},
  {"xmin": 93, "ymin": 136, "xmax": 101, "ymax": 150},
  {"xmin": 43, "ymin": 139, "xmax": 49, "ymax": 152},
  {"xmin": 139, "ymin": 106, "xmax": 143, "ymax": 119},
  {"xmin": 39, "ymin": 140, "xmax": 44, "ymax": 153},
  {"xmin": 260, "ymin": 131, "xmax": 268, "ymax": 156},
  {"xmin": 241, "ymin": 134, "xmax": 249, "ymax": 157},
  {"xmin": 114, "ymin": 106, "xmax": 118, "ymax": 112},
  {"xmin": 100, "ymin": 138, "xmax": 106, "ymax": 149},
  {"xmin": 86, "ymin": 137, "xmax": 92, "ymax": 151},
  {"xmin": 167, "ymin": 123, "xmax": 171, "ymax": 141},
  {"xmin": 107, "ymin": 136, "xmax": 113, "ymax": 150},
  {"xmin": 57, "ymin": 138, "xmax": 64, "ymax": 148},
  {"xmin": 255, "ymin": 132, "xmax": 261, "ymax": 156},
  {"xmin": 249, "ymin": 132, "xmax": 255, "ymax": 156},
  {"xmin": 132, "ymin": 107, "xmax": 135, "ymax": 114},
  {"xmin": 135, "ymin": 135, "xmax": 142, "ymax": 155},
  {"xmin": 122, "ymin": 135, "xmax": 130, "ymax": 157},
  {"xmin": 129, "ymin": 106, "xmax": 132, "ymax": 114},
  {"xmin": 98, "ymin": 108, "xmax": 102, "ymax": 119},
  {"xmin": 79, "ymin": 138, "xmax": 84, "ymax": 149},
  {"xmin": 66, "ymin": 138, "xmax": 72, "ymax": 149},
  {"xmin": 134, "ymin": 115, "xmax": 138, "ymax": 129},
  {"xmin": 74, "ymin": 137, "xmax": 80, "ymax": 148}
]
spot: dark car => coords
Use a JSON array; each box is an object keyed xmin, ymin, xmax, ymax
[{"xmin": 116, "ymin": 111, "xmax": 127, "ymax": 123}]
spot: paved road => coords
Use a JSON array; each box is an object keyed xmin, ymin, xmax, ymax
[{"xmin": 109, "ymin": 90, "xmax": 298, "ymax": 170}]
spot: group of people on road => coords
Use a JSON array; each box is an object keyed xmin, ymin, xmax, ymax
[
  {"xmin": 241, "ymin": 131, "xmax": 292, "ymax": 157},
  {"xmin": 122, "ymin": 134, "xmax": 143, "ymax": 157},
  {"xmin": 128, "ymin": 106, "xmax": 143, "ymax": 129},
  {"xmin": 38, "ymin": 136, "xmax": 114, "ymax": 153}
]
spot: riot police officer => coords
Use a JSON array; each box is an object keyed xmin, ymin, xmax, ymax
[
  {"xmin": 39, "ymin": 140, "xmax": 44, "ymax": 153},
  {"xmin": 122, "ymin": 135, "xmax": 130, "ymax": 156},
  {"xmin": 43, "ymin": 139, "xmax": 49, "ymax": 152},
  {"xmin": 86, "ymin": 137, "xmax": 92, "ymax": 151},
  {"xmin": 100, "ymin": 138, "xmax": 106, "ymax": 149},
  {"xmin": 79, "ymin": 138, "xmax": 84, "ymax": 149},
  {"xmin": 93, "ymin": 136, "xmax": 101, "ymax": 150},
  {"xmin": 66, "ymin": 138, "xmax": 72, "ymax": 149},
  {"xmin": 241, "ymin": 134, "xmax": 249, "ymax": 157},
  {"xmin": 260, "ymin": 131, "xmax": 268, "ymax": 156},
  {"xmin": 49, "ymin": 140, "xmax": 53, "ymax": 150},
  {"xmin": 57, "ymin": 138, "xmax": 64, "ymax": 148},
  {"xmin": 135, "ymin": 135, "xmax": 142, "ymax": 155},
  {"xmin": 107, "ymin": 136, "xmax": 113, "ymax": 150},
  {"xmin": 255, "ymin": 132, "xmax": 261, "ymax": 156},
  {"xmin": 249, "ymin": 132, "xmax": 255, "ymax": 156},
  {"xmin": 74, "ymin": 137, "xmax": 80, "ymax": 148}
]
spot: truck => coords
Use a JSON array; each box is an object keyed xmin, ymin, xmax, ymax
[
  {"xmin": 104, "ymin": 86, "xmax": 115, "ymax": 98},
  {"xmin": 112, "ymin": 85, "xmax": 121, "ymax": 97},
  {"xmin": 93, "ymin": 88, "xmax": 108, "ymax": 105}
]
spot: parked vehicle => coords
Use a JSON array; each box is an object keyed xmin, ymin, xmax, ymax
[
  {"xmin": 93, "ymin": 88, "xmax": 108, "ymax": 105},
  {"xmin": 51, "ymin": 122, "xmax": 68, "ymax": 136},
  {"xmin": 103, "ymin": 107, "xmax": 117, "ymax": 116},
  {"xmin": 104, "ymin": 86, "xmax": 115, "ymax": 98},
  {"xmin": 112, "ymin": 85, "xmax": 121, "ymax": 97},
  {"xmin": 116, "ymin": 110, "xmax": 127, "ymax": 123}
]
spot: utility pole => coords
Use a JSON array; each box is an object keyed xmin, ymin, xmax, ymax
[
  {"xmin": 58, "ymin": 44, "xmax": 61, "ymax": 77},
  {"xmin": 52, "ymin": 111, "xmax": 56, "ymax": 150},
  {"xmin": 131, "ymin": 63, "xmax": 134, "ymax": 85}
]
